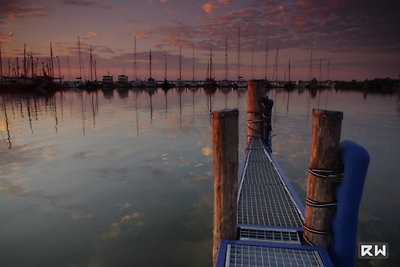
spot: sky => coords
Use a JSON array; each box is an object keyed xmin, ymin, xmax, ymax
[{"xmin": 0, "ymin": 0, "xmax": 399, "ymax": 81}]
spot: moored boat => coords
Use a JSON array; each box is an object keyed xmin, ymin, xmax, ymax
[
  {"xmin": 204, "ymin": 48, "xmax": 217, "ymax": 93},
  {"xmin": 116, "ymin": 74, "xmax": 130, "ymax": 89},
  {"xmin": 233, "ymin": 79, "xmax": 247, "ymax": 89},
  {"xmin": 102, "ymin": 75, "xmax": 114, "ymax": 89},
  {"xmin": 0, "ymin": 76, "xmax": 55, "ymax": 94}
]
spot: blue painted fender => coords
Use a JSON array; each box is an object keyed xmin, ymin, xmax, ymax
[{"xmin": 330, "ymin": 140, "xmax": 370, "ymax": 267}]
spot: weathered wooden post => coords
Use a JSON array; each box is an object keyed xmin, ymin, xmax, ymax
[
  {"xmin": 211, "ymin": 109, "xmax": 239, "ymax": 266},
  {"xmin": 247, "ymin": 80, "xmax": 266, "ymax": 143},
  {"xmin": 304, "ymin": 109, "xmax": 343, "ymax": 248}
]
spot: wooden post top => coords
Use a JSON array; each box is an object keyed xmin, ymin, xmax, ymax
[
  {"xmin": 211, "ymin": 109, "xmax": 239, "ymax": 119},
  {"xmin": 313, "ymin": 109, "xmax": 343, "ymax": 120}
]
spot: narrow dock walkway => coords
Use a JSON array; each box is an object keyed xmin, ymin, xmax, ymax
[
  {"xmin": 238, "ymin": 138, "xmax": 303, "ymax": 229},
  {"xmin": 216, "ymin": 138, "xmax": 333, "ymax": 267}
]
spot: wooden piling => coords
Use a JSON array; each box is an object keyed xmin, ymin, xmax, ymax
[
  {"xmin": 211, "ymin": 109, "xmax": 239, "ymax": 266},
  {"xmin": 304, "ymin": 109, "xmax": 343, "ymax": 248},
  {"xmin": 247, "ymin": 80, "xmax": 266, "ymax": 143}
]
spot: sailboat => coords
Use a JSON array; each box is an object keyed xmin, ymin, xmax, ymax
[
  {"xmin": 188, "ymin": 44, "xmax": 198, "ymax": 89},
  {"xmin": 86, "ymin": 45, "xmax": 100, "ymax": 91},
  {"xmin": 284, "ymin": 59, "xmax": 295, "ymax": 91},
  {"xmin": 69, "ymin": 37, "xmax": 84, "ymax": 90},
  {"xmin": 131, "ymin": 36, "xmax": 144, "ymax": 89},
  {"xmin": 204, "ymin": 48, "xmax": 217, "ymax": 93},
  {"xmin": 306, "ymin": 49, "xmax": 317, "ymax": 91},
  {"xmin": 270, "ymin": 47, "xmax": 284, "ymax": 88},
  {"xmin": 161, "ymin": 54, "xmax": 172, "ymax": 91},
  {"xmin": 233, "ymin": 26, "xmax": 247, "ymax": 90},
  {"xmin": 220, "ymin": 38, "xmax": 232, "ymax": 89},
  {"xmin": 1, "ymin": 43, "xmax": 54, "ymax": 94},
  {"xmin": 144, "ymin": 50, "xmax": 157, "ymax": 90},
  {"xmin": 176, "ymin": 46, "xmax": 185, "ymax": 88}
]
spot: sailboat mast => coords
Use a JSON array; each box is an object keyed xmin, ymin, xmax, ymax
[
  {"xmin": 265, "ymin": 39, "xmax": 268, "ymax": 79},
  {"xmin": 327, "ymin": 60, "xmax": 330, "ymax": 81},
  {"xmin": 16, "ymin": 57, "xmax": 19, "ymax": 77},
  {"xmin": 149, "ymin": 50, "xmax": 152, "ymax": 79},
  {"xmin": 23, "ymin": 44, "xmax": 27, "ymax": 77},
  {"xmin": 192, "ymin": 43, "xmax": 195, "ymax": 81},
  {"xmin": 276, "ymin": 47, "xmax": 279, "ymax": 81},
  {"xmin": 309, "ymin": 49, "xmax": 313, "ymax": 82},
  {"xmin": 164, "ymin": 54, "xmax": 167, "ymax": 80},
  {"xmin": 134, "ymin": 35, "xmax": 137, "ymax": 79},
  {"xmin": 89, "ymin": 46, "xmax": 93, "ymax": 82},
  {"xmin": 66, "ymin": 55, "xmax": 71, "ymax": 81},
  {"xmin": 57, "ymin": 56, "xmax": 61, "ymax": 81},
  {"xmin": 225, "ymin": 37, "xmax": 228, "ymax": 80},
  {"xmin": 288, "ymin": 59, "xmax": 291, "ymax": 82},
  {"xmin": 31, "ymin": 54, "xmax": 34, "ymax": 77},
  {"xmin": 209, "ymin": 48, "xmax": 213, "ymax": 79},
  {"xmin": 50, "ymin": 42, "xmax": 54, "ymax": 78},
  {"xmin": 78, "ymin": 37, "xmax": 83, "ymax": 79},
  {"xmin": 179, "ymin": 45, "xmax": 182, "ymax": 80},
  {"xmin": 237, "ymin": 25, "xmax": 240, "ymax": 80},
  {"xmin": 319, "ymin": 58, "xmax": 322, "ymax": 83},
  {"xmin": 206, "ymin": 60, "xmax": 210, "ymax": 79},
  {"xmin": 273, "ymin": 47, "xmax": 279, "ymax": 81},
  {"xmin": 0, "ymin": 41, "xmax": 3, "ymax": 76},
  {"xmin": 94, "ymin": 59, "xmax": 97, "ymax": 81}
]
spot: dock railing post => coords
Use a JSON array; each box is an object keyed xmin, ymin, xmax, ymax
[
  {"xmin": 247, "ymin": 80, "xmax": 266, "ymax": 143},
  {"xmin": 211, "ymin": 109, "xmax": 239, "ymax": 266},
  {"xmin": 304, "ymin": 109, "xmax": 343, "ymax": 248}
]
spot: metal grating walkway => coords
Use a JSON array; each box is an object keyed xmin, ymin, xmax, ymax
[
  {"xmin": 239, "ymin": 226, "xmax": 301, "ymax": 244},
  {"xmin": 216, "ymin": 138, "xmax": 333, "ymax": 267},
  {"xmin": 237, "ymin": 138, "xmax": 304, "ymax": 228},
  {"xmin": 225, "ymin": 243, "xmax": 325, "ymax": 267}
]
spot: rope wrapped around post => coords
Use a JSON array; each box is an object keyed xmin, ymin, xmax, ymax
[
  {"xmin": 246, "ymin": 80, "xmax": 266, "ymax": 143},
  {"xmin": 246, "ymin": 112, "xmax": 263, "ymax": 139},
  {"xmin": 303, "ymin": 109, "xmax": 343, "ymax": 248}
]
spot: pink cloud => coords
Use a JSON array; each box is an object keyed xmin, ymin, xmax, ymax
[
  {"xmin": 217, "ymin": 0, "xmax": 231, "ymax": 6},
  {"xmin": 147, "ymin": 0, "xmax": 169, "ymax": 6},
  {"xmin": 87, "ymin": 31, "xmax": 97, "ymax": 38},
  {"xmin": 136, "ymin": 30, "xmax": 150, "ymax": 39},
  {"xmin": 202, "ymin": 2, "xmax": 217, "ymax": 14}
]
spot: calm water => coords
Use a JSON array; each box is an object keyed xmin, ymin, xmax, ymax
[{"xmin": 0, "ymin": 87, "xmax": 399, "ymax": 267}]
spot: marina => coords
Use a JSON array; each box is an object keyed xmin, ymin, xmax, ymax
[{"xmin": 1, "ymin": 0, "xmax": 399, "ymax": 266}]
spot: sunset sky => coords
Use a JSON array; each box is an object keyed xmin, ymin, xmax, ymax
[{"xmin": 0, "ymin": 0, "xmax": 399, "ymax": 81}]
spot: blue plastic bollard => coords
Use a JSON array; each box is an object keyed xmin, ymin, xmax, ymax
[{"xmin": 330, "ymin": 140, "xmax": 370, "ymax": 267}]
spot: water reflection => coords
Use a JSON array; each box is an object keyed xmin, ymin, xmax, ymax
[
  {"xmin": 0, "ymin": 87, "xmax": 399, "ymax": 267},
  {"xmin": 397, "ymin": 91, "xmax": 400, "ymax": 114},
  {"xmin": 1, "ymin": 96, "xmax": 11, "ymax": 149}
]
